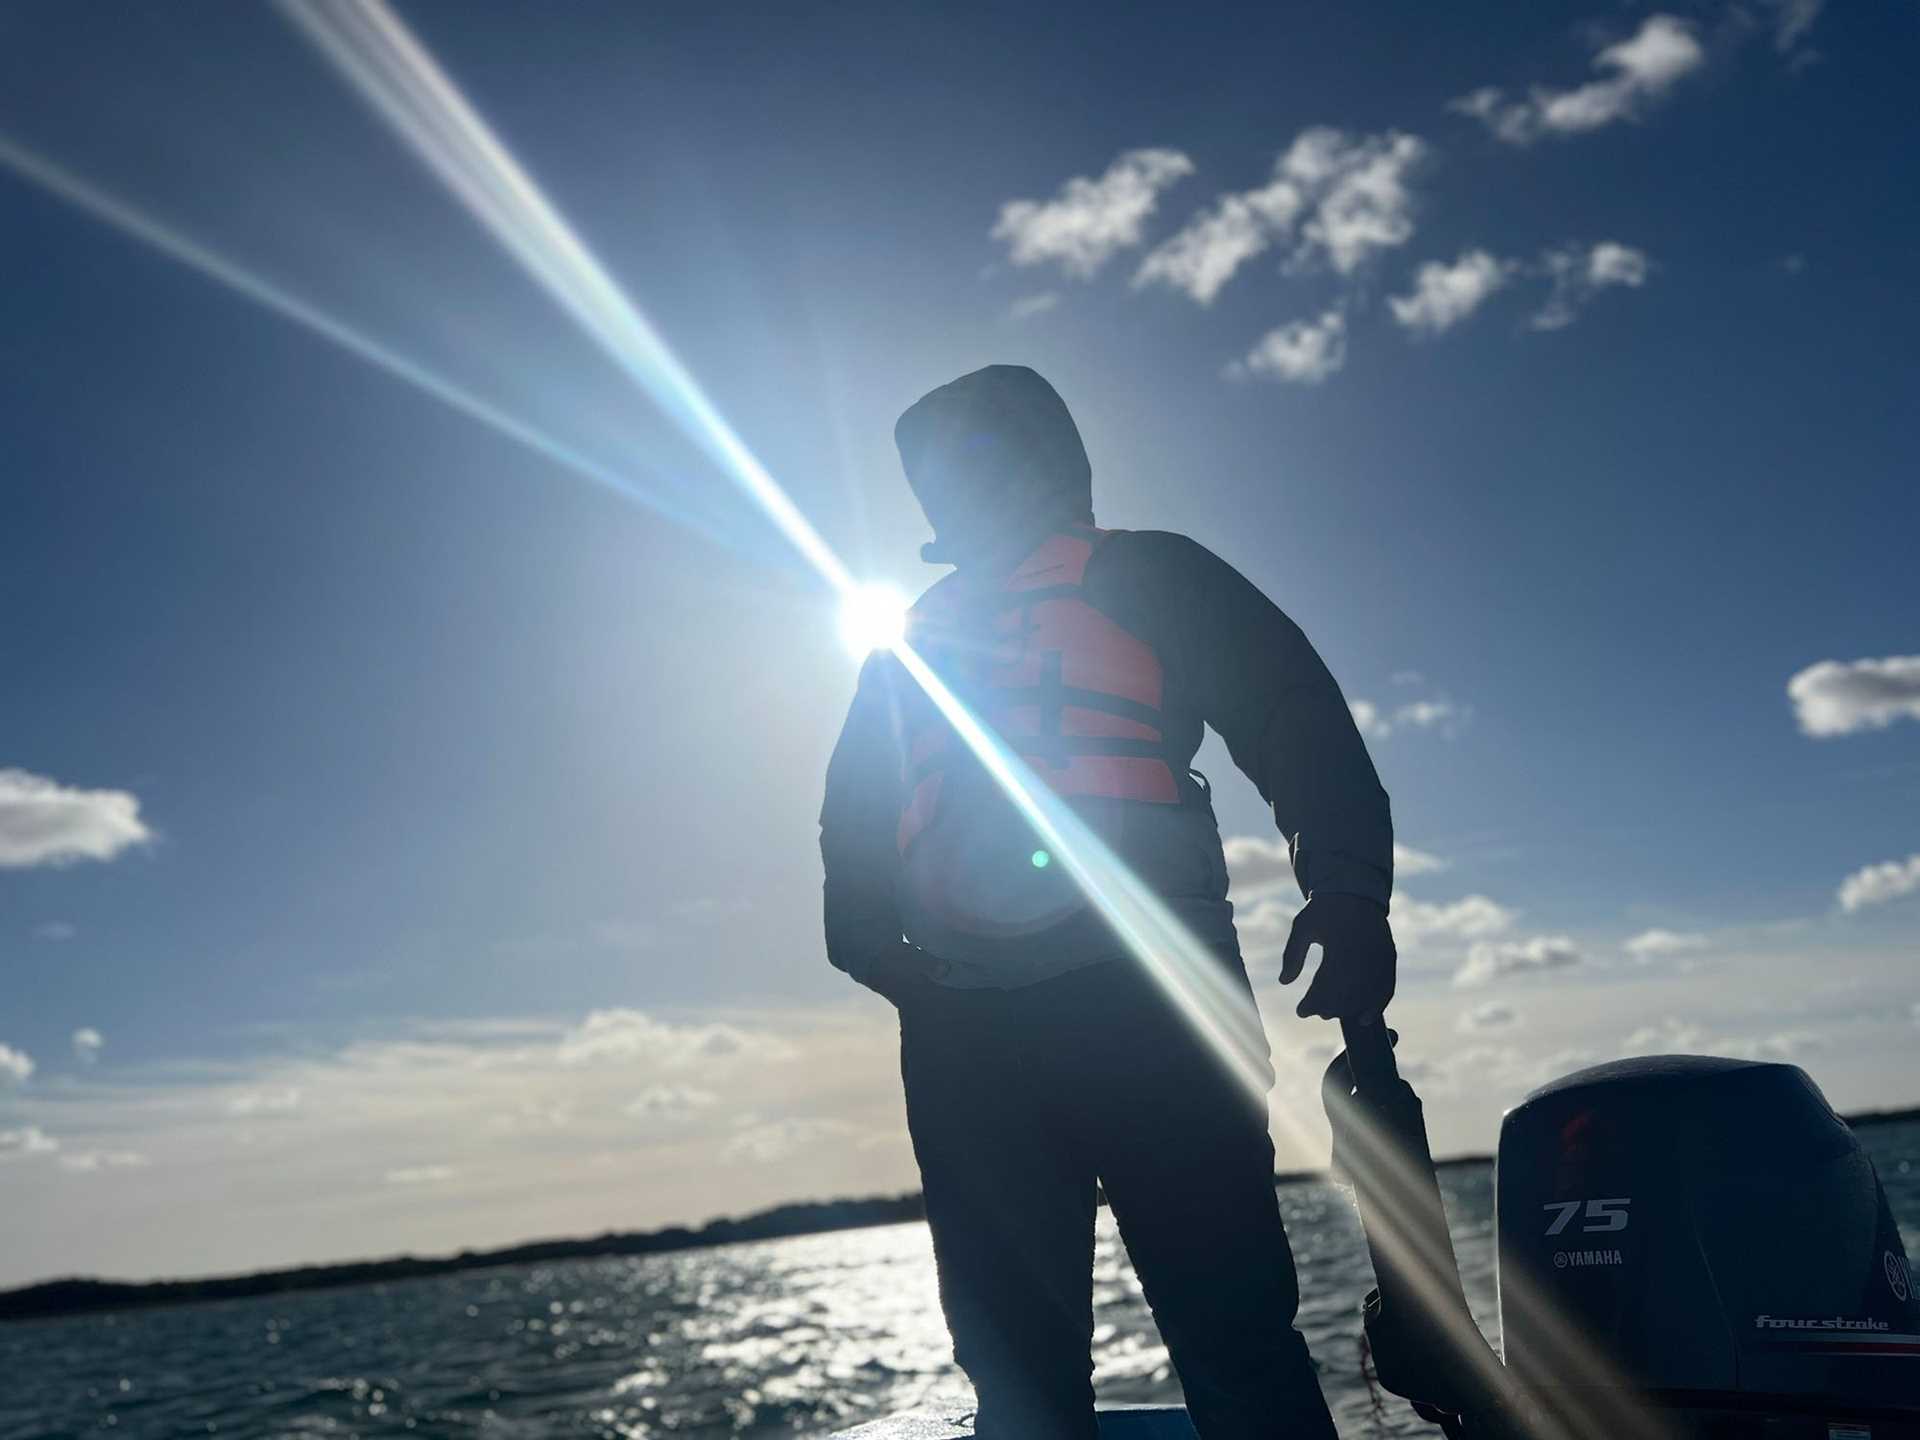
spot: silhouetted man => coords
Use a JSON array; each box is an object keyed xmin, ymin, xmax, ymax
[{"xmin": 820, "ymin": 365, "xmax": 1396, "ymax": 1438}]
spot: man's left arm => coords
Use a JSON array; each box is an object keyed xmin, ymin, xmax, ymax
[{"xmin": 1141, "ymin": 533, "xmax": 1398, "ymax": 1022}]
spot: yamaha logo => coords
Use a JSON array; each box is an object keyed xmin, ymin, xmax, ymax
[{"xmin": 1553, "ymin": 1248, "xmax": 1623, "ymax": 1268}]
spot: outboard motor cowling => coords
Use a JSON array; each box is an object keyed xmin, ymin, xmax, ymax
[{"xmin": 1496, "ymin": 1055, "xmax": 1919, "ymax": 1435}]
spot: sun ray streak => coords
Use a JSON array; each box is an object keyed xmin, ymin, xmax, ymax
[
  {"xmin": 0, "ymin": 133, "xmax": 714, "ymax": 534},
  {"xmin": 276, "ymin": 0, "xmax": 854, "ymax": 595}
]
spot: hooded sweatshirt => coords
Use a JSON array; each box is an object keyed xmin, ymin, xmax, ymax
[{"xmin": 819, "ymin": 368, "xmax": 1393, "ymax": 990}]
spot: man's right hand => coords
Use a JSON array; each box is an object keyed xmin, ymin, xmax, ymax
[{"xmin": 857, "ymin": 940, "xmax": 945, "ymax": 1005}]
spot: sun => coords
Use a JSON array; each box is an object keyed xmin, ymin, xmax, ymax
[{"xmin": 838, "ymin": 582, "xmax": 910, "ymax": 656}]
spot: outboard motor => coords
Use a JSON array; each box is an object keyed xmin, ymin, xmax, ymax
[
  {"xmin": 1329, "ymin": 1035, "xmax": 1919, "ymax": 1438},
  {"xmin": 1496, "ymin": 1055, "xmax": 1919, "ymax": 1437}
]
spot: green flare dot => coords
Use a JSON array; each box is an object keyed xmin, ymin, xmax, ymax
[{"xmin": 1031, "ymin": 849, "xmax": 1051, "ymax": 869}]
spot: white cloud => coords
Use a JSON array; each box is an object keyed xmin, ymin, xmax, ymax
[
  {"xmin": 71, "ymin": 1028, "xmax": 103, "ymax": 1065},
  {"xmin": 1531, "ymin": 241, "xmax": 1651, "ymax": 330},
  {"xmin": 1235, "ymin": 895, "xmax": 1307, "ymax": 962},
  {"xmin": 1458, "ymin": 1001, "xmax": 1518, "ymax": 1033},
  {"xmin": 1396, "ymin": 895, "xmax": 1516, "ymax": 950},
  {"xmin": 556, "ymin": 1009, "xmax": 792, "ymax": 1067},
  {"xmin": 1228, "ymin": 309, "xmax": 1346, "ymax": 385},
  {"xmin": 724, "ymin": 1117, "xmax": 857, "ymax": 1165},
  {"xmin": 1723, "ymin": 1031, "xmax": 1826, "ymax": 1062},
  {"xmin": 1394, "ymin": 844, "xmax": 1448, "ymax": 877},
  {"xmin": 59, "ymin": 1150, "xmax": 148, "ymax": 1173},
  {"xmin": 227, "ymin": 1086, "xmax": 302, "ymax": 1116},
  {"xmin": 1788, "ymin": 656, "xmax": 1920, "ymax": 736},
  {"xmin": 1347, "ymin": 696, "xmax": 1472, "ymax": 740},
  {"xmin": 627, "ymin": 1084, "xmax": 719, "ymax": 1121},
  {"xmin": 1008, "ymin": 291, "xmax": 1061, "ymax": 321},
  {"xmin": 1396, "ymin": 699, "xmax": 1465, "ymax": 731},
  {"xmin": 992, "ymin": 149, "xmax": 1195, "ymax": 279},
  {"xmin": 1390, "ymin": 250, "xmax": 1515, "ymax": 335},
  {"xmin": 32, "ymin": 921, "xmax": 76, "ymax": 942},
  {"xmin": 1135, "ymin": 127, "xmax": 1424, "ymax": 304},
  {"xmin": 1765, "ymin": 0, "xmax": 1824, "ymax": 54},
  {"xmin": 385, "ymin": 1165, "xmax": 456, "ymax": 1185},
  {"xmin": 1391, "ymin": 670, "xmax": 1425, "ymax": 687},
  {"xmin": 0, "ymin": 1126, "xmax": 58, "ymax": 1160},
  {"xmin": 1837, "ymin": 854, "xmax": 1920, "ymax": 912},
  {"xmin": 1222, "ymin": 834, "xmax": 1296, "ymax": 897},
  {"xmin": 1621, "ymin": 1017, "xmax": 1703, "ymax": 1054},
  {"xmin": 1624, "ymin": 928, "xmax": 1709, "ymax": 959},
  {"xmin": 0, "ymin": 1005, "xmax": 917, "ymax": 1286},
  {"xmin": 1222, "ymin": 839, "xmax": 1438, "ymax": 910},
  {"xmin": 1452, "ymin": 15, "xmax": 1706, "ymax": 145},
  {"xmin": 1453, "ymin": 934, "xmax": 1582, "ymax": 987},
  {"xmin": 1134, "ymin": 187, "xmax": 1300, "ymax": 304},
  {"xmin": 0, "ymin": 768, "xmax": 151, "ymax": 869},
  {"xmin": 0, "ymin": 1044, "xmax": 33, "ymax": 1084},
  {"xmin": 1621, "ymin": 1016, "xmax": 1825, "ymax": 1062},
  {"xmin": 1291, "ymin": 129, "xmax": 1426, "ymax": 275}
]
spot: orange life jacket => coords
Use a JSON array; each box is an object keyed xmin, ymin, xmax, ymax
[{"xmin": 897, "ymin": 527, "xmax": 1181, "ymax": 858}]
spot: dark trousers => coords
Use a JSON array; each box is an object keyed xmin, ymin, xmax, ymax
[{"xmin": 899, "ymin": 956, "xmax": 1338, "ymax": 1440}]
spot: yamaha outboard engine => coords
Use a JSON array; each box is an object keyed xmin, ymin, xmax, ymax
[{"xmin": 1496, "ymin": 1055, "xmax": 1919, "ymax": 1437}]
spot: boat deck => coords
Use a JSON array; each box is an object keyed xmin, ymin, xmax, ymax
[{"xmin": 831, "ymin": 1405, "xmax": 1197, "ymax": 1438}]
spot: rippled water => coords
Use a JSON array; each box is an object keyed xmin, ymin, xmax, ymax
[{"xmin": 5, "ymin": 1123, "xmax": 1915, "ymax": 1440}]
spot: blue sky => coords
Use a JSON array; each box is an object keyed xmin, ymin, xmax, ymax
[{"xmin": 2, "ymin": 0, "xmax": 1916, "ymax": 1286}]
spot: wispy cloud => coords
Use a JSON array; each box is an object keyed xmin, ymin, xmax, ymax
[
  {"xmin": 1451, "ymin": 15, "xmax": 1706, "ymax": 146},
  {"xmin": 227, "ymin": 1086, "xmax": 302, "ymax": 1116},
  {"xmin": 1624, "ymin": 928, "xmax": 1710, "ymax": 959},
  {"xmin": 32, "ymin": 921, "xmax": 76, "ymax": 942},
  {"xmin": 1394, "ymin": 844, "xmax": 1448, "ymax": 877},
  {"xmin": 385, "ymin": 1164, "xmax": 457, "ymax": 1185},
  {"xmin": 1007, "ymin": 291, "xmax": 1061, "ymax": 321},
  {"xmin": 1225, "ymin": 834, "xmax": 1446, "ymax": 896},
  {"xmin": 0, "ymin": 768, "xmax": 151, "ymax": 869},
  {"xmin": 1226, "ymin": 309, "xmax": 1347, "ymax": 385},
  {"xmin": 1290, "ymin": 129, "xmax": 1427, "ymax": 275},
  {"xmin": 1762, "ymin": 0, "xmax": 1825, "ymax": 60},
  {"xmin": 1621, "ymin": 1016, "xmax": 1825, "ymax": 1062},
  {"xmin": 1531, "ymin": 241, "xmax": 1650, "ymax": 330},
  {"xmin": 0, "ymin": 1044, "xmax": 33, "ymax": 1084},
  {"xmin": 1453, "ymin": 934, "xmax": 1583, "ymax": 987},
  {"xmin": 1397, "ymin": 895, "xmax": 1517, "ymax": 951},
  {"xmin": 1837, "ymin": 854, "xmax": 1920, "ymax": 913},
  {"xmin": 992, "ymin": 149, "xmax": 1195, "ymax": 279},
  {"xmin": 0, "ymin": 1126, "xmax": 58, "ymax": 1160},
  {"xmin": 1349, "ymin": 695, "xmax": 1472, "ymax": 740},
  {"xmin": 60, "ymin": 1149, "xmax": 148, "ymax": 1174},
  {"xmin": 1389, "ymin": 250, "xmax": 1516, "ymax": 336},
  {"xmin": 71, "ymin": 1028, "xmax": 104, "ymax": 1065},
  {"xmin": 724, "ymin": 1117, "xmax": 858, "ymax": 1164},
  {"xmin": 627, "ymin": 1083, "xmax": 719, "ymax": 1121},
  {"xmin": 1137, "ymin": 127, "xmax": 1425, "ymax": 304},
  {"xmin": 1788, "ymin": 656, "xmax": 1920, "ymax": 736},
  {"xmin": 1457, "ymin": 1001, "xmax": 1518, "ymax": 1033},
  {"xmin": 556, "ymin": 1008, "xmax": 793, "ymax": 1067}
]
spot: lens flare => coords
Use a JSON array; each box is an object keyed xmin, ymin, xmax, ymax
[
  {"xmin": 276, "ymin": 0, "xmax": 854, "ymax": 595},
  {"xmin": 0, "ymin": 133, "xmax": 713, "ymax": 537},
  {"xmin": 837, "ymin": 582, "xmax": 909, "ymax": 657}
]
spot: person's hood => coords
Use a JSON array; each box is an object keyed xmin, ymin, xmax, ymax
[{"xmin": 894, "ymin": 365, "xmax": 1093, "ymax": 567}]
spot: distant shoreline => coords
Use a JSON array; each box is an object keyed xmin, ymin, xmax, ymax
[{"xmin": 6, "ymin": 1104, "xmax": 1913, "ymax": 1324}]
